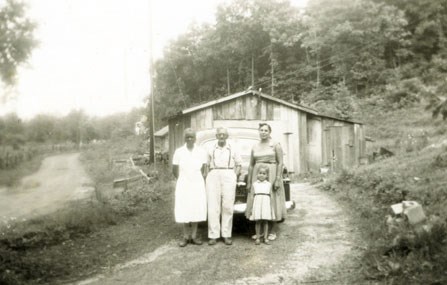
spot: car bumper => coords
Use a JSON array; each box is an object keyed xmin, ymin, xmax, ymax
[{"xmin": 233, "ymin": 200, "xmax": 296, "ymax": 214}]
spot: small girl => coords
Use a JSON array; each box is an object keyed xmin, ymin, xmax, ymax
[{"xmin": 249, "ymin": 166, "xmax": 275, "ymax": 245}]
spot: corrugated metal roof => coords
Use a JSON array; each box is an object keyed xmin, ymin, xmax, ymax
[
  {"xmin": 181, "ymin": 90, "xmax": 319, "ymax": 115},
  {"xmin": 169, "ymin": 90, "xmax": 363, "ymax": 125},
  {"xmin": 154, "ymin": 125, "xmax": 169, "ymax": 137}
]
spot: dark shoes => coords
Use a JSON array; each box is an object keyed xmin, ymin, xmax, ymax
[
  {"xmin": 208, "ymin": 238, "xmax": 232, "ymax": 245},
  {"xmin": 179, "ymin": 237, "xmax": 202, "ymax": 247},
  {"xmin": 178, "ymin": 238, "xmax": 188, "ymax": 247},
  {"xmin": 190, "ymin": 238, "xmax": 203, "ymax": 245}
]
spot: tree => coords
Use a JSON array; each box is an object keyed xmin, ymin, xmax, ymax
[
  {"xmin": 153, "ymin": 0, "xmax": 307, "ymax": 122},
  {"xmin": 25, "ymin": 114, "xmax": 56, "ymax": 142},
  {"xmin": 301, "ymin": 0, "xmax": 410, "ymax": 93},
  {"xmin": 0, "ymin": 0, "xmax": 36, "ymax": 88}
]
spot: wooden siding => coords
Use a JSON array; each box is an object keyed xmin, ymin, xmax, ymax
[
  {"xmin": 168, "ymin": 92, "xmax": 365, "ymax": 174},
  {"xmin": 191, "ymin": 108, "xmax": 213, "ymax": 130},
  {"xmin": 321, "ymin": 118, "xmax": 363, "ymax": 172},
  {"xmin": 307, "ymin": 115, "xmax": 322, "ymax": 172},
  {"xmin": 298, "ymin": 112, "xmax": 308, "ymax": 173},
  {"xmin": 212, "ymin": 95, "xmax": 276, "ymax": 121},
  {"xmin": 168, "ymin": 114, "xmax": 191, "ymax": 164}
]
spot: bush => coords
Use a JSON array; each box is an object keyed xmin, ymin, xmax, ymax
[
  {"xmin": 383, "ymin": 78, "xmax": 428, "ymax": 109},
  {"xmin": 303, "ymin": 83, "xmax": 358, "ymax": 120},
  {"xmin": 321, "ymin": 145, "xmax": 447, "ymax": 283}
]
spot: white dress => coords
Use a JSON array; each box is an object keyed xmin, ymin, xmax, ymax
[
  {"xmin": 249, "ymin": 180, "xmax": 275, "ymax": 221},
  {"xmin": 172, "ymin": 144, "xmax": 207, "ymax": 223}
]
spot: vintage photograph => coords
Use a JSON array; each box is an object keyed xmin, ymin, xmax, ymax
[{"xmin": 1, "ymin": 0, "xmax": 446, "ymax": 284}]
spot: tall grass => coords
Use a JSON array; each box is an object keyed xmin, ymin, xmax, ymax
[
  {"xmin": 0, "ymin": 136, "xmax": 174, "ymax": 284},
  {"xmin": 321, "ymin": 105, "xmax": 447, "ymax": 283}
]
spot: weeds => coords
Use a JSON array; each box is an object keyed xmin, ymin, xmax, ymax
[
  {"xmin": 322, "ymin": 144, "xmax": 447, "ymax": 283},
  {"xmin": 0, "ymin": 136, "xmax": 175, "ymax": 284}
]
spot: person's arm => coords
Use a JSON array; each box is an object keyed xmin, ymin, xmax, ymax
[
  {"xmin": 172, "ymin": 165, "xmax": 179, "ymax": 179},
  {"xmin": 203, "ymin": 147, "xmax": 211, "ymax": 178},
  {"xmin": 274, "ymin": 143, "xmax": 284, "ymax": 190},
  {"xmin": 201, "ymin": 163, "xmax": 207, "ymax": 179},
  {"xmin": 246, "ymin": 149, "xmax": 255, "ymax": 191}
]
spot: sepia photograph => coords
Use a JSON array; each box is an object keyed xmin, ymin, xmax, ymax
[{"xmin": 1, "ymin": 0, "xmax": 446, "ymax": 284}]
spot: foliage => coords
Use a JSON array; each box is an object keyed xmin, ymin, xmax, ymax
[
  {"xmin": 321, "ymin": 113, "xmax": 447, "ymax": 284},
  {"xmin": 0, "ymin": 0, "xmax": 36, "ymax": 88},
  {"xmin": 150, "ymin": 0, "xmax": 421, "ymax": 125},
  {"xmin": 303, "ymin": 82, "xmax": 357, "ymax": 119},
  {"xmin": 80, "ymin": 136, "xmax": 166, "ymax": 215},
  {"xmin": 0, "ymin": 107, "xmax": 146, "ymax": 146},
  {"xmin": 383, "ymin": 78, "xmax": 427, "ymax": 109},
  {"xmin": 0, "ymin": 137, "xmax": 174, "ymax": 284},
  {"xmin": 148, "ymin": 0, "xmax": 447, "ymax": 126}
]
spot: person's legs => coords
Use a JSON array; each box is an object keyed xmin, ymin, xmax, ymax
[
  {"xmin": 263, "ymin": 221, "xmax": 270, "ymax": 245},
  {"xmin": 206, "ymin": 171, "xmax": 222, "ymax": 240},
  {"xmin": 191, "ymin": 222, "xmax": 198, "ymax": 239},
  {"xmin": 190, "ymin": 222, "xmax": 203, "ymax": 245},
  {"xmin": 221, "ymin": 170, "xmax": 236, "ymax": 238},
  {"xmin": 268, "ymin": 221, "xmax": 277, "ymax": 240},
  {"xmin": 183, "ymin": 223, "xmax": 190, "ymax": 239},
  {"xmin": 179, "ymin": 223, "xmax": 190, "ymax": 247},
  {"xmin": 255, "ymin": 221, "xmax": 261, "ymax": 245}
]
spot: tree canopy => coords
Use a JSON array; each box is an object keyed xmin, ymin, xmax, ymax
[
  {"xmin": 152, "ymin": 0, "xmax": 447, "ymax": 124},
  {"xmin": 0, "ymin": 0, "xmax": 36, "ymax": 86}
]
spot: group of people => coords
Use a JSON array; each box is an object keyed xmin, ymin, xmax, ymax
[{"xmin": 172, "ymin": 124, "xmax": 287, "ymax": 247}]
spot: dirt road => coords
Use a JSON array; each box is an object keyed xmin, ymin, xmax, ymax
[
  {"xmin": 77, "ymin": 183, "xmax": 365, "ymax": 285},
  {"xmin": 0, "ymin": 153, "xmax": 94, "ymax": 222}
]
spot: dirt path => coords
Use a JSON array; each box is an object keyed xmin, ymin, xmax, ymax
[
  {"xmin": 0, "ymin": 153, "xmax": 94, "ymax": 222},
  {"xmin": 77, "ymin": 183, "xmax": 365, "ymax": 285}
]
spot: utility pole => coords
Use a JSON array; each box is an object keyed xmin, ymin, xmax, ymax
[
  {"xmin": 271, "ymin": 46, "xmax": 274, "ymax": 96},
  {"xmin": 251, "ymin": 53, "xmax": 255, "ymax": 87},
  {"xmin": 148, "ymin": 0, "xmax": 155, "ymax": 165},
  {"xmin": 227, "ymin": 67, "xmax": 230, "ymax": 95}
]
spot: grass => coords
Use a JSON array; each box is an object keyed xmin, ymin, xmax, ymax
[
  {"xmin": 319, "ymin": 104, "xmax": 447, "ymax": 284},
  {"xmin": 0, "ymin": 136, "xmax": 174, "ymax": 285}
]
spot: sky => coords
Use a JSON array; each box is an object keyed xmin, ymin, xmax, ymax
[{"xmin": 0, "ymin": 0, "xmax": 307, "ymax": 119}]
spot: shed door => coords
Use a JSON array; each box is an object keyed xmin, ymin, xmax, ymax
[
  {"xmin": 324, "ymin": 125, "xmax": 356, "ymax": 171},
  {"xmin": 325, "ymin": 126, "xmax": 343, "ymax": 172}
]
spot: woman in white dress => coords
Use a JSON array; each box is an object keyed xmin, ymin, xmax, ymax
[{"xmin": 172, "ymin": 128, "xmax": 207, "ymax": 247}]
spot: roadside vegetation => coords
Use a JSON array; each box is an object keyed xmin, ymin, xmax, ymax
[
  {"xmin": 1, "ymin": 0, "xmax": 447, "ymax": 283},
  {"xmin": 320, "ymin": 105, "xmax": 447, "ymax": 284},
  {"xmin": 0, "ymin": 136, "xmax": 175, "ymax": 285}
]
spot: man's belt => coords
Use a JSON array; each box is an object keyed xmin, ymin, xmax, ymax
[{"xmin": 211, "ymin": 167, "xmax": 234, "ymax": 169}]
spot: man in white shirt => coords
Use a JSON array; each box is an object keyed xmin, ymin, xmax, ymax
[{"xmin": 206, "ymin": 127, "xmax": 242, "ymax": 245}]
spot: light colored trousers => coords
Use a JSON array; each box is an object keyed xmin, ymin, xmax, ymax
[{"xmin": 206, "ymin": 169, "xmax": 236, "ymax": 239}]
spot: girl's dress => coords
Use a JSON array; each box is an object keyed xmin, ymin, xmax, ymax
[
  {"xmin": 245, "ymin": 140, "xmax": 287, "ymax": 221},
  {"xmin": 172, "ymin": 144, "xmax": 207, "ymax": 223},
  {"xmin": 249, "ymin": 180, "xmax": 275, "ymax": 221}
]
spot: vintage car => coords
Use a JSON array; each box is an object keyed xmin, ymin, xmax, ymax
[{"xmin": 196, "ymin": 127, "xmax": 295, "ymax": 215}]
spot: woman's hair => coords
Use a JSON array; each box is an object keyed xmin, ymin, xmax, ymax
[{"xmin": 258, "ymin": 122, "xmax": 272, "ymax": 132}]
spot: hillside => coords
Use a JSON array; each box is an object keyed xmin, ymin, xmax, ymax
[{"xmin": 320, "ymin": 104, "xmax": 447, "ymax": 284}]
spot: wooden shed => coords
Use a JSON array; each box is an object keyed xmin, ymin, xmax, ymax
[
  {"xmin": 168, "ymin": 90, "xmax": 366, "ymax": 174},
  {"xmin": 154, "ymin": 125, "xmax": 169, "ymax": 153}
]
